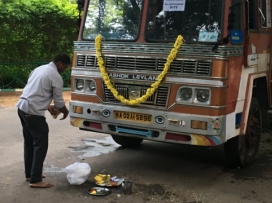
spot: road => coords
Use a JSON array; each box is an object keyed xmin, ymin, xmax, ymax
[{"xmin": 0, "ymin": 106, "xmax": 272, "ymax": 203}]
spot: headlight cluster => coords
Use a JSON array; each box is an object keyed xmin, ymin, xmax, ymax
[
  {"xmin": 75, "ymin": 78, "xmax": 97, "ymax": 93},
  {"xmin": 177, "ymin": 87, "xmax": 211, "ymax": 105}
]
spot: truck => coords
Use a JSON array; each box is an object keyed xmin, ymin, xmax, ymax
[{"xmin": 70, "ymin": 0, "xmax": 272, "ymax": 167}]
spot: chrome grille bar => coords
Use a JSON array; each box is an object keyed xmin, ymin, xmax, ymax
[
  {"xmin": 78, "ymin": 55, "xmax": 212, "ymax": 76},
  {"xmin": 76, "ymin": 55, "xmax": 86, "ymax": 66},
  {"xmin": 156, "ymin": 86, "xmax": 168, "ymax": 107},
  {"xmin": 74, "ymin": 41, "xmax": 244, "ymax": 57},
  {"xmin": 103, "ymin": 83, "xmax": 169, "ymax": 108}
]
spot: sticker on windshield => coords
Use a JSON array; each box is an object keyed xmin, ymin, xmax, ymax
[
  {"xmin": 163, "ymin": 0, "xmax": 186, "ymax": 11},
  {"xmin": 198, "ymin": 31, "xmax": 218, "ymax": 42}
]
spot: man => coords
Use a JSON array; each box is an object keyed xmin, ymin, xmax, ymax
[{"xmin": 16, "ymin": 53, "xmax": 70, "ymax": 188}]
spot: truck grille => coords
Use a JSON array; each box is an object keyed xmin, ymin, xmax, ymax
[
  {"xmin": 77, "ymin": 55, "xmax": 212, "ymax": 76},
  {"xmin": 103, "ymin": 83, "xmax": 169, "ymax": 108}
]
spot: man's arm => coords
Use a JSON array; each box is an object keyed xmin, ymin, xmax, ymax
[{"xmin": 52, "ymin": 86, "xmax": 69, "ymax": 120}]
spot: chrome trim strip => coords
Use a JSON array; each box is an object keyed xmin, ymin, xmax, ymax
[
  {"xmin": 74, "ymin": 41, "xmax": 243, "ymax": 57},
  {"xmin": 168, "ymin": 102, "xmax": 227, "ymax": 109},
  {"xmin": 71, "ymin": 68, "xmax": 228, "ymax": 80},
  {"xmin": 101, "ymin": 101, "xmax": 168, "ymax": 110},
  {"xmin": 76, "ymin": 52, "xmax": 228, "ymax": 61},
  {"xmin": 71, "ymin": 92, "xmax": 103, "ymax": 102},
  {"xmin": 72, "ymin": 70, "xmax": 101, "ymax": 77},
  {"xmin": 165, "ymin": 77, "xmax": 223, "ymax": 86},
  {"xmin": 72, "ymin": 69, "xmax": 224, "ymax": 87}
]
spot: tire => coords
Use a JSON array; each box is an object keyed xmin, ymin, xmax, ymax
[
  {"xmin": 111, "ymin": 134, "xmax": 143, "ymax": 148},
  {"xmin": 224, "ymin": 98, "xmax": 262, "ymax": 168}
]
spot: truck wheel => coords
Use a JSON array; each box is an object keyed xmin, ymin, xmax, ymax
[
  {"xmin": 224, "ymin": 98, "xmax": 262, "ymax": 168},
  {"xmin": 111, "ymin": 134, "xmax": 143, "ymax": 147}
]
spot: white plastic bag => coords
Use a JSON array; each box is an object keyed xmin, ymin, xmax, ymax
[{"xmin": 65, "ymin": 162, "xmax": 91, "ymax": 185}]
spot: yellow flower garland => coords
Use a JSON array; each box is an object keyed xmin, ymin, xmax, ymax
[{"xmin": 95, "ymin": 34, "xmax": 183, "ymax": 105}]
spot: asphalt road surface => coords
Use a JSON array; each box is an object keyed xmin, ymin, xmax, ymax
[{"xmin": 0, "ymin": 106, "xmax": 272, "ymax": 203}]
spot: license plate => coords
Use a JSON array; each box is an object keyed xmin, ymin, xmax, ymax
[{"xmin": 114, "ymin": 111, "xmax": 152, "ymax": 123}]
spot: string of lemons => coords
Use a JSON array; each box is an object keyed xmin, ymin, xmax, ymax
[{"xmin": 95, "ymin": 34, "xmax": 183, "ymax": 105}]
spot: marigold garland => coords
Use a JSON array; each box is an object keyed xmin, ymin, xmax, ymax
[{"xmin": 95, "ymin": 34, "xmax": 183, "ymax": 105}]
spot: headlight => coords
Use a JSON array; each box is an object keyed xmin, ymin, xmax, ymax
[
  {"xmin": 179, "ymin": 88, "xmax": 192, "ymax": 101},
  {"xmin": 76, "ymin": 79, "xmax": 84, "ymax": 91},
  {"xmin": 88, "ymin": 80, "xmax": 96, "ymax": 91},
  {"xmin": 196, "ymin": 90, "xmax": 210, "ymax": 102},
  {"xmin": 176, "ymin": 86, "xmax": 211, "ymax": 105}
]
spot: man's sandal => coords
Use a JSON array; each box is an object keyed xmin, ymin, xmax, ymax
[{"xmin": 26, "ymin": 174, "xmax": 46, "ymax": 181}]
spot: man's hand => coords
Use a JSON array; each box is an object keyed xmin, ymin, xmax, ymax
[
  {"xmin": 48, "ymin": 105, "xmax": 55, "ymax": 114},
  {"xmin": 48, "ymin": 105, "xmax": 61, "ymax": 119},
  {"xmin": 58, "ymin": 105, "xmax": 69, "ymax": 120}
]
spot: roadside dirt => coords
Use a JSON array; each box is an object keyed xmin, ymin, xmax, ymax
[{"xmin": 0, "ymin": 91, "xmax": 71, "ymax": 107}]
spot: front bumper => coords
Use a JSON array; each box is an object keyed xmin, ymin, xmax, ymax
[{"xmin": 69, "ymin": 101, "xmax": 226, "ymax": 146}]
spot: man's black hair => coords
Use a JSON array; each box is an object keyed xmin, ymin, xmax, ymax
[{"xmin": 53, "ymin": 53, "xmax": 71, "ymax": 65}]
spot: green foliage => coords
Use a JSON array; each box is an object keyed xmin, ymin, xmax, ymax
[{"xmin": 0, "ymin": 0, "xmax": 78, "ymax": 88}]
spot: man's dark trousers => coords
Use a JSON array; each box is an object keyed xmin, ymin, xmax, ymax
[{"xmin": 17, "ymin": 108, "xmax": 49, "ymax": 183}]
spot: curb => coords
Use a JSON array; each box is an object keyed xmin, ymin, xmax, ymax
[
  {"xmin": 0, "ymin": 89, "xmax": 16, "ymax": 92},
  {"xmin": 0, "ymin": 88, "xmax": 71, "ymax": 96}
]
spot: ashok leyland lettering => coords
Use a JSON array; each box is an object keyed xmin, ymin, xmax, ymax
[{"xmin": 70, "ymin": 0, "xmax": 272, "ymax": 167}]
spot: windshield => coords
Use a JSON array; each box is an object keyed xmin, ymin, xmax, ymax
[
  {"xmin": 145, "ymin": 0, "xmax": 223, "ymax": 43},
  {"xmin": 83, "ymin": 0, "xmax": 143, "ymax": 40}
]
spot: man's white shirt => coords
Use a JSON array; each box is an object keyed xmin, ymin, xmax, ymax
[{"xmin": 16, "ymin": 62, "xmax": 65, "ymax": 117}]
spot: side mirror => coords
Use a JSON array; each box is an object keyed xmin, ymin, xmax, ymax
[
  {"xmin": 77, "ymin": 0, "xmax": 85, "ymax": 11},
  {"xmin": 212, "ymin": 1, "xmax": 246, "ymax": 51},
  {"xmin": 77, "ymin": 0, "xmax": 85, "ymax": 35}
]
